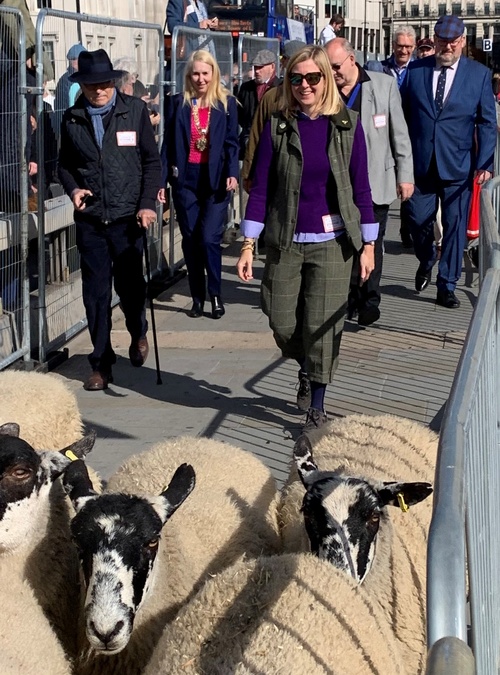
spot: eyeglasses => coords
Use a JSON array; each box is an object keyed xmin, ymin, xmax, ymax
[
  {"xmin": 288, "ymin": 71, "xmax": 323, "ymax": 86},
  {"xmin": 330, "ymin": 54, "xmax": 350, "ymax": 71},
  {"xmin": 395, "ymin": 44, "xmax": 414, "ymax": 50},
  {"xmin": 435, "ymin": 36, "xmax": 462, "ymax": 47}
]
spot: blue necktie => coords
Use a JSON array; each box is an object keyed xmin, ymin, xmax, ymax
[{"xmin": 434, "ymin": 66, "xmax": 448, "ymax": 113}]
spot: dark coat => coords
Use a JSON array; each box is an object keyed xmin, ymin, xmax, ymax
[
  {"xmin": 161, "ymin": 93, "xmax": 239, "ymax": 192},
  {"xmin": 236, "ymin": 76, "xmax": 280, "ymax": 158},
  {"xmin": 400, "ymin": 55, "xmax": 497, "ymax": 180},
  {"xmin": 58, "ymin": 91, "xmax": 161, "ymax": 223}
]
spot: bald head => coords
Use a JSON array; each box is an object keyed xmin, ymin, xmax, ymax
[{"xmin": 325, "ymin": 38, "xmax": 358, "ymax": 92}]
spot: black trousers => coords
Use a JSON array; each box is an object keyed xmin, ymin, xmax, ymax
[
  {"xmin": 173, "ymin": 164, "xmax": 229, "ymax": 304},
  {"xmin": 76, "ymin": 216, "xmax": 147, "ymax": 372},
  {"xmin": 348, "ymin": 203, "xmax": 389, "ymax": 312}
]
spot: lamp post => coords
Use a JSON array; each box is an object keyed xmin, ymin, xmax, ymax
[{"xmin": 76, "ymin": 0, "xmax": 82, "ymax": 43}]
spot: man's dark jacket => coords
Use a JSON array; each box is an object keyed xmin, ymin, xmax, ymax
[
  {"xmin": 58, "ymin": 91, "xmax": 161, "ymax": 223},
  {"xmin": 236, "ymin": 76, "xmax": 280, "ymax": 158}
]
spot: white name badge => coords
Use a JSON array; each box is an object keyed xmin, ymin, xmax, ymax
[
  {"xmin": 373, "ymin": 114, "xmax": 387, "ymax": 129},
  {"xmin": 322, "ymin": 214, "xmax": 344, "ymax": 233},
  {"xmin": 186, "ymin": 4, "xmax": 195, "ymax": 14},
  {"xmin": 116, "ymin": 131, "xmax": 137, "ymax": 146}
]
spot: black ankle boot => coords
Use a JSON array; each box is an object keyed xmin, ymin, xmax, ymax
[
  {"xmin": 210, "ymin": 296, "xmax": 225, "ymax": 319},
  {"xmin": 188, "ymin": 300, "xmax": 204, "ymax": 318}
]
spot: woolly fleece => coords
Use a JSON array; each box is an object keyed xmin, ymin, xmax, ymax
[
  {"xmin": 0, "ymin": 371, "xmax": 83, "ymax": 449},
  {"xmin": 144, "ymin": 553, "xmax": 407, "ymax": 675},
  {"xmin": 0, "ymin": 560, "xmax": 72, "ymax": 675},
  {"xmin": 279, "ymin": 414, "xmax": 438, "ymax": 674}
]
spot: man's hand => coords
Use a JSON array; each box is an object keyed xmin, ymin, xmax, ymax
[
  {"xmin": 71, "ymin": 188, "xmax": 93, "ymax": 211},
  {"xmin": 226, "ymin": 176, "xmax": 237, "ymax": 191},
  {"xmin": 397, "ymin": 183, "xmax": 414, "ymax": 201},
  {"xmin": 137, "ymin": 208, "xmax": 157, "ymax": 229},
  {"xmin": 475, "ymin": 170, "xmax": 492, "ymax": 186},
  {"xmin": 157, "ymin": 188, "xmax": 166, "ymax": 204}
]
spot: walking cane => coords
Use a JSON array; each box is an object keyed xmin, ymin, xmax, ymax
[{"xmin": 142, "ymin": 230, "xmax": 162, "ymax": 385}]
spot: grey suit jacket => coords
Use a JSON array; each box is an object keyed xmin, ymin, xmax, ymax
[{"xmin": 359, "ymin": 70, "xmax": 414, "ymax": 206}]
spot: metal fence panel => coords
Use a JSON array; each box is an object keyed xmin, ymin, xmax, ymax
[
  {"xmin": 0, "ymin": 6, "xmax": 30, "ymax": 369},
  {"xmin": 167, "ymin": 27, "xmax": 234, "ymax": 269},
  {"xmin": 34, "ymin": 9, "xmax": 163, "ymax": 363},
  {"xmin": 427, "ymin": 178, "xmax": 500, "ymax": 675}
]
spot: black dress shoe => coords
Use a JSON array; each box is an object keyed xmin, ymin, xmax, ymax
[
  {"xmin": 436, "ymin": 290, "xmax": 461, "ymax": 309},
  {"xmin": 415, "ymin": 267, "xmax": 432, "ymax": 293},
  {"xmin": 358, "ymin": 306, "xmax": 380, "ymax": 327},
  {"xmin": 188, "ymin": 300, "xmax": 204, "ymax": 318},
  {"xmin": 210, "ymin": 296, "xmax": 225, "ymax": 320}
]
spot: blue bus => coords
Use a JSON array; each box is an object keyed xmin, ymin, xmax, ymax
[{"xmin": 209, "ymin": 0, "xmax": 314, "ymax": 43}]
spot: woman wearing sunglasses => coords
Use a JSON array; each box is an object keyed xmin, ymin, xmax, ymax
[{"xmin": 236, "ymin": 45, "xmax": 377, "ymax": 432}]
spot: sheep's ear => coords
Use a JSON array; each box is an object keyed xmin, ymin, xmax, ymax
[
  {"xmin": 0, "ymin": 422, "xmax": 20, "ymax": 437},
  {"xmin": 293, "ymin": 434, "xmax": 319, "ymax": 487},
  {"xmin": 62, "ymin": 459, "xmax": 99, "ymax": 512},
  {"xmin": 148, "ymin": 463, "xmax": 196, "ymax": 524},
  {"xmin": 378, "ymin": 482, "xmax": 433, "ymax": 510},
  {"xmin": 38, "ymin": 450, "xmax": 74, "ymax": 480},
  {"xmin": 60, "ymin": 429, "xmax": 97, "ymax": 460}
]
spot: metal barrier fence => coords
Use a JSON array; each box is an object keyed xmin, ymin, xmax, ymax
[
  {"xmin": 0, "ymin": 6, "xmax": 30, "ymax": 370},
  {"xmin": 426, "ymin": 176, "xmax": 500, "ymax": 675},
  {"xmin": 34, "ymin": 9, "xmax": 164, "ymax": 363},
  {"xmin": 167, "ymin": 26, "xmax": 235, "ymax": 264}
]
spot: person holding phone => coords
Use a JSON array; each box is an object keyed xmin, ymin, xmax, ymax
[
  {"xmin": 161, "ymin": 50, "xmax": 238, "ymax": 320},
  {"xmin": 58, "ymin": 49, "xmax": 162, "ymax": 391},
  {"xmin": 236, "ymin": 45, "xmax": 377, "ymax": 432}
]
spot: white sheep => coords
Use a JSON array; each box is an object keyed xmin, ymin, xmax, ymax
[
  {"xmin": 279, "ymin": 414, "xmax": 437, "ymax": 674},
  {"xmin": 0, "ymin": 370, "xmax": 83, "ymax": 449},
  {"xmin": 0, "ymin": 423, "xmax": 96, "ymax": 660},
  {"xmin": 63, "ymin": 437, "xmax": 282, "ymax": 675},
  {"xmin": 143, "ymin": 553, "xmax": 407, "ymax": 675},
  {"xmin": 0, "ymin": 564, "xmax": 72, "ymax": 675}
]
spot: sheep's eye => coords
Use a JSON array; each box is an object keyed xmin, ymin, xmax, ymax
[
  {"xmin": 368, "ymin": 512, "xmax": 380, "ymax": 524},
  {"xmin": 146, "ymin": 539, "xmax": 159, "ymax": 549},
  {"xmin": 10, "ymin": 466, "xmax": 32, "ymax": 480}
]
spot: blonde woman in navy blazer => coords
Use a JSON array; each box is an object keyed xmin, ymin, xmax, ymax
[{"xmin": 161, "ymin": 50, "xmax": 239, "ymax": 319}]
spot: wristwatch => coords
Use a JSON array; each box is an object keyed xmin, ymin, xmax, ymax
[{"xmin": 364, "ymin": 241, "xmax": 376, "ymax": 246}]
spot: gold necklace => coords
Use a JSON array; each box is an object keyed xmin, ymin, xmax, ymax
[{"xmin": 192, "ymin": 101, "xmax": 210, "ymax": 151}]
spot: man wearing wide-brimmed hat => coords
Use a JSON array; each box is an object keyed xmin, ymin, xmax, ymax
[
  {"xmin": 400, "ymin": 15, "xmax": 496, "ymax": 310},
  {"xmin": 58, "ymin": 49, "xmax": 162, "ymax": 391}
]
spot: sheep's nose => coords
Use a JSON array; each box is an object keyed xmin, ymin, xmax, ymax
[{"xmin": 89, "ymin": 620, "xmax": 125, "ymax": 647}]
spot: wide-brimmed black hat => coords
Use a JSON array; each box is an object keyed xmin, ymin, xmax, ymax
[{"xmin": 69, "ymin": 49, "xmax": 124, "ymax": 84}]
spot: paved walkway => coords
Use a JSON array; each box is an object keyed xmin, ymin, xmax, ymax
[{"xmin": 54, "ymin": 205, "xmax": 477, "ymax": 484}]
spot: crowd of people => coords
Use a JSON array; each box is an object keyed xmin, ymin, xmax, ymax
[{"xmin": 0, "ymin": 9, "xmax": 497, "ymax": 431}]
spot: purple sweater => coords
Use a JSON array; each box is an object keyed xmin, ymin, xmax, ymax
[{"xmin": 242, "ymin": 115, "xmax": 378, "ymax": 243}]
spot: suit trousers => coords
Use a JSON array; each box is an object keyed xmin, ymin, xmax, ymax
[
  {"xmin": 260, "ymin": 236, "xmax": 353, "ymax": 384},
  {"xmin": 173, "ymin": 163, "xmax": 229, "ymax": 303},
  {"xmin": 76, "ymin": 216, "xmax": 147, "ymax": 372},
  {"xmin": 349, "ymin": 203, "xmax": 389, "ymax": 311},
  {"xmin": 405, "ymin": 160, "xmax": 472, "ymax": 292}
]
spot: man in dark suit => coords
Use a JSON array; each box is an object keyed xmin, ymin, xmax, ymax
[
  {"xmin": 236, "ymin": 49, "xmax": 280, "ymax": 159},
  {"xmin": 400, "ymin": 15, "xmax": 497, "ymax": 309}
]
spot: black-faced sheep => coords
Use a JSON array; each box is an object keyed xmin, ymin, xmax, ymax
[
  {"xmin": 0, "ymin": 371, "xmax": 83, "ymax": 448},
  {"xmin": 279, "ymin": 414, "xmax": 436, "ymax": 674},
  {"xmin": 143, "ymin": 553, "xmax": 407, "ymax": 675},
  {"xmin": 63, "ymin": 437, "xmax": 282, "ymax": 675},
  {"xmin": 0, "ymin": 423, "xmax": 96, "ymax": 660}
]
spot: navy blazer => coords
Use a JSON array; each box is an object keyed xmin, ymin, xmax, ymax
[
  {"xmin": 166, "ymin": 0, "xmax": 205, "ymax": 33},
  {"xmin": 400, "ymin": 56, "xmax": 497, "ymax": 181},
  {"xmin": 161, "ymin": 93, "xmax": 239, "ymax": 192}
]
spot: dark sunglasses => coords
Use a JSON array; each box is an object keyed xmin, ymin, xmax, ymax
[{"xmin": 288, "ymin": 71, "xmax": 323, "ymax": 86}]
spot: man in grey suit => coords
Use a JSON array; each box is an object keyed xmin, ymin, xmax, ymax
[{"xmin": 326, "ymin": 38, "xmax": 414, "ymax": 326}]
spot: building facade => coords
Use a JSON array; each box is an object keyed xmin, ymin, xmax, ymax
[{"xmin": 381, "ymin": 0, "xmax": 499, "ymax": 66}]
